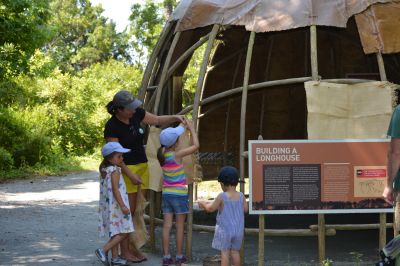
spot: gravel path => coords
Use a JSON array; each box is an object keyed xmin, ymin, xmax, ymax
[
  {"xmin": 0, "ymin": 172, "xmax": 167, "ymax": 266},
  {"xmin": 0, "ymin": 172, "xmax": 382, "ymax": 266}
]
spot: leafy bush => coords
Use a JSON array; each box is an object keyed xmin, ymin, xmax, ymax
[
  {"xmin": 0, "ymin": 105, "xmax": 53, "ymax": 167},
  {"xmin": 33, "ymin": 60, "xmax": 142, "ymax": 155},
  {"xmin": 0, "ymin": 147, "xmax": 13, "ymax": 171},
  {"xmin": 0, "ymin": 0, "xmax": 161, "ymax": 177},
  {"xmin": 0, "ymin": 59, "xmax": 143, "ymax": 173}
]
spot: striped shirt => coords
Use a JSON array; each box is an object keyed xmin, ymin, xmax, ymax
[{"xmin": 162, "ymin": 151, "xmax": 188, "ymax": 196}]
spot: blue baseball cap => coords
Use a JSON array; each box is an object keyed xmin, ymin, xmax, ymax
[
  {"xmin": 218, "ymin": 166, "xmax": 243, "ymax": 185},
  {"xmin": 102, "ymin": 142, "xmax": 130, "ymax": 157},
  {"xmin": 160, "ymin": 126, "xmax": 185, "ymax": 148}
]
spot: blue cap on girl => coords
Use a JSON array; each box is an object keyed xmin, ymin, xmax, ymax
[
  {"xmin": 102, "ymin": 142, "xmax": 130, "ymax": 157},
  {"xmin": 159, "ymin": 126, "xmax": 185, "ymax": 148}
]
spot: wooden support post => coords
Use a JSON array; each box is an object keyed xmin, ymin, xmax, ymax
[
  {"xmin": 318, "ymin": 214, "xmax": 326, "ymax": 263},
  {"xmin": 223, "ymin": 100, "xmax": 232, "ymax": 165},
  {"xmin": 377, "ymin": 54, "xmax": 389, "ymax": 247},
  {"xmin": 194, "ymin": 182, "xmax": 198, "ymax": 202},
  {"xmin": 379, "ymin": 213, "xmax": 387, "ymax": 250},
  {"xmin": 259, "ymin": 93, "xmax": 266, "ymax": 136},
  {"xmin": 395, "ymin": 200, "xmax": 400, "ymax": 237},
  {"xmin": 153, "ymin": 31, "xmax": 181, "ymax": 114},
  {"xmin": 311, "ymin": 25, "xmax": 324, "ymax": 263},
  {"xmin": 138, "ymin": 22, "xmax": 173, "ymax": 101},
  {"xmin": 263, "ymin": 36, "xmax": 274, "ymax": 81},
  {"xmin": 321, "ymin": 78, "xmax": 377, "ymax": 84},
  {"xmin": 188, "ymin": 24, "xmax": 220, "ymax": 261},
  {"xmin": 376, "ymin": 52, "xmax": 387, "ymax": 82},
  {"xmin": 258, "ymin": 214, "xmax": 265, "ymax": 266},
  {"xmin": 149, "ymin": 190, "xmax": 156, "ymax": 251},
  {"xmin": 192, "ymin": 24, "xmax": 220, "ymax": 126},
  {"xmin": 177, "ymin": 77, "xmax": 313, "ymax": 115},
  {"xmin": 144, "ymin": 214, "xmax": 337, "ymax": 236},
  {"xmin": 172, "ymin": 76, "xmax": 183, "ymax": 114},
  {"xmin": 258, "ymin": 134, "xmax": 265, "ymax": 266},
  {"xmin": 207, "ymin": 47, "xmax": 245, "ymax": 73},
  {"xmin": 166, "ymin": 33, "xmax": 211, "ymax": 78},
  {"xmin": 146, "ymin": 25, "xmax": 179, "ymax": 254},
  {"xmin": 310, "ymin": 223, "xmax": 393, "ymax": 231},
  {"xmin": 240, "ymin": 31, "xmax": 256, "ymax": 266},
  {"xmin": 240, "ymin": 31, "xmax": 255, "ymax": 190},
  {"xmin": 223, "ymin": 48, "xmax": 242, "ymax": 164},
  {"xmin": 304, "ymin": 29, "xmax": 309, "ymax": 76},
  {"xmin": 376, "ymin": 51, "xmax": 389, "ymax": 243},
  {"xmin": 310, "ymin": 25, "xmax": 318, "ymax": 80},
  {"xmin": 147, "ymin": 58, "xmax": 159, "ymax": 88},
  {"xmin": 185, "ymin": 183, "xmax": 193, "ymax": 259}
]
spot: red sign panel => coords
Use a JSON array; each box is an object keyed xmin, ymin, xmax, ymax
[{"xmin": 249, "ymin": 139, "xmax": 392, "ymax": 214}]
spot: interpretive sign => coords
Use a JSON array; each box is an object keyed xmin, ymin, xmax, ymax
[{"xmin": 249, "ymin": 139, "xmax": 393, "ymax": 214}]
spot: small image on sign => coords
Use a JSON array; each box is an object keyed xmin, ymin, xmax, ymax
[{"xmin": 354, "ymin": 166, "xmax": 387, "ymax": 198}]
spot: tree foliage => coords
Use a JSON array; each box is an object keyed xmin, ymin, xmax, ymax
[
  {"xmin": 128, "ymin": 1, "xmax": 164, "ymax": 68},
  {"xmin": 0, "ymin": 0, "xmax": 195, "ymax": 177},
  {"xmin": 45, "ymin": 0, "xmax": 130, "ymax": 72},
  {"xmin": 0, "ymin": 0, "xmax": 52, "ymax": 79},
  {"xmin": 128, "ymin": 0, "xmax": 202, "ymax": 109}
]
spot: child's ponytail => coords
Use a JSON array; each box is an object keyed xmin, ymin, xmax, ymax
[
  {"xmin": 157, "ymin": 146, "xmax": 166, "ymax": 166},
  {"xmin": 99, "ymin": 154, "xmax": 113, "ymax": 178}
]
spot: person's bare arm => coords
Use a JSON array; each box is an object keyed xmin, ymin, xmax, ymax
[
  {"xmin": 175, "ymin": 119, "xmax": 200, "ymax": 160},
  {"xmin": 111, "ymin": 170, "xmax": 130, "ymax": 215},
  {"xmin": 198, "ymin": 193, "xmax": 223, "ymax": 213},
  {"xmin": 383, "ymin": 138, "xmax": 400, "ymax": 204},
  {"xmin": 119, "ymin": 163, "xmax": 142, "ymax": 184},
  {"xmin": 105, "ymin": 137, "xmax": 142, "ymax": 184},
  {"xmin": 142, "ymin": 112, "xmax": 184, "ymax": 126}
]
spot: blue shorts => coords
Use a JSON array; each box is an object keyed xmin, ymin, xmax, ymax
[{"xmin": 161, "ymin": 194, "xmax": 189, "ymax": 214}]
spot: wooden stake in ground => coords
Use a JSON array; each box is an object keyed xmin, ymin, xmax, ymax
[
  {"xmin": 147, "ymin": 23, "xmax": 179, "ymax": 252},
  {"xmin": 318, "ymin": 214, "xmax": 326, "ymax": 263},
  {"xmin": 380, "ymin": 213, "xmax": 387, "ymax": 250},
  {"xmin": 189, "ymin": 24, "xmax": 221, "ymax": 261},
  {"xmin": 239, "ymin": 30, "xmax": 256, "ymax": 266},
  {"xmin": 376, "ymin": 51, "xmax": 388, "ymax": 242},
  {"xmin": 310, "ymin": 24, "xmax": 327, "ymax": 264},
  {"xmin": 258, "ymin": 214, "xmax": 265, "ymax": 266}
]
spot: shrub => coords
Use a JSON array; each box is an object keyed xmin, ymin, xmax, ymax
[
  {"xmin": 0, "ymin": 59, "xmax": 143, "ymax": 174},
  {"xmin": 0, "ymin": 105, "xmax": 52, "ymax": 167},
  {"xmin": 0, "ymin": 147, "xmax": 13, "ymax": 171}
]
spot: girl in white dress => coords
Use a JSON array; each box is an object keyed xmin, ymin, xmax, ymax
[{"xmin": 96, "ymin": 142, "xmax": 134, "ymax": 266}]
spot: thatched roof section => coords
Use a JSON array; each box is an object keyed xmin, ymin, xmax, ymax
[{"xmin": 171, "ymin": 0, "xmax": 400, "ymax": 54}]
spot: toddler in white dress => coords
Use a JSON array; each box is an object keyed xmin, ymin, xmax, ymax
[{"xmin": 96, "ymin": 142, "xmax": 134, "ymax": 266}]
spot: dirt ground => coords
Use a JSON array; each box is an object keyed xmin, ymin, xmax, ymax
[{"xmin": 0, "ymin": 172, "xmax": 387, "ymax": 266}]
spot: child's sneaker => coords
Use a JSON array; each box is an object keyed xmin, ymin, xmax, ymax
[
  {"xmin": 95, "ymin": 248, "xmax": 109, "ymax": 266},
  {"xmin": 110, "ymin": 256, "xmax": 128, "ymax": 266},
  {"xmin": 175, "ymin": 255, "xmax": 187, "ymax": 265},
  {"xmin": 162, "ymin": 255, "xmax": 174, "ymax": 266}
]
